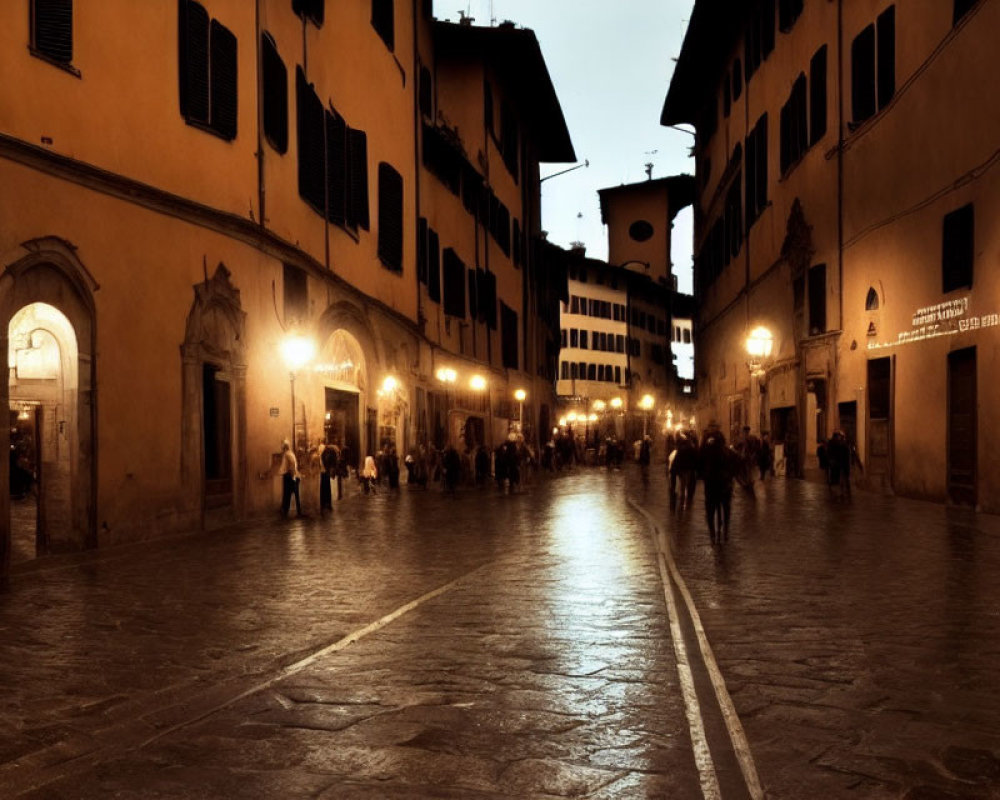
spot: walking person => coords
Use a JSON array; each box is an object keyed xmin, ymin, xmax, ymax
[
  {"xmin": 319, "ymin": 440, "xmax": 338, "ymax": 515},
  {"xmin": 699, "ymin": 423, "xmax": 734, "ymax": 544},
  {"xmin": 279, "ymin": 440, "xmax": 304, "ymax": 518},
  {"xmin": 827, "ymin": 430, "xmax": 852, "ymax": 501},
  {"xmin": 443, "ymin": 443, "xmax": 461, "ymax": 495},
  {"xmin": 386, "ymin": 446, "xmax": 400, "ymax": 490},
  {"xmin": 361, "ymin": 454, "xmax": 378, "ymax": 494},
  {"xmin": 757, "ymin": 433, "xmax": 773, "ymax": 481},
  {"xmin": 670, "ymin": 432, "xmax": 698, "ymax": 511}
]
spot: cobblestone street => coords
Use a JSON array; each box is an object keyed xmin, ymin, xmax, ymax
[{"xmin": 1, "ymin": 468, "xmax": 999, "ymax": 798}]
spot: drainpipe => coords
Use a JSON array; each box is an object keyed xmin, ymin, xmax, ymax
[{"xmin": 255, "ymin": 0, "xmax": 265, "ymax": 230}]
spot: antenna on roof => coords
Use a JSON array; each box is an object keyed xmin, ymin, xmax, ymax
[{"xmin": 644, "ymin": 150, "xmax": 658, "ymax": 180}]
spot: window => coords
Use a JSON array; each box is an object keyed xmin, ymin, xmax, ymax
[
  {"xmin": 810, "ymin": 46, "xmax": 828, "ymax": 146},
  {"xmin": 808, "ymin": 263, "xmax": 827, "ymax": 335},
  {"xmin": 683, "ymin": 329, "xmax": 692, "ymax": 344},
  {"xmin": 427, "ymin": 228, "xmax": 441, "ymax": 302},
  {"xmin": 778, "ymin": 0, "xmax": 803, "ymax": 32},
  {"xmin": 580, "ymin": 330, "xmax": 588, "ymax": 350},
  {"xmin": 283, "ymin": 264, "xmax": 307, "ymax": 325},
  {"xmin": 31, "ymin": 0, "xmax": 74, "ymax": 67},
  {"xmin": 501, "ymin": 302, "xmax": 519, "ymax": 369},
  {"xmin": 942, "ymin": 203, "xmax": 974, "ymax": 293},
  {"xmin": 468, "ymin": 270, "xmax": 479, "ymax": 319},
  {"xmin": 561, "ymin": 362, "xmax": 569, "ymax": 380},
  {"xmin": 615, "ymin": 366, "xmax": 622, "ymax": 384},
  {"xmin": 442, "ymin": 248, "xmax": 466, "ymax": 317},
  {"xmin": 851, "ymin": 6, "xmax": 895, "ymax": 126},
  {"xmin": 587, "ymin": 364, "xmax": 597, "ymax": 381},
  {"xmin": 296, "ymin": 68, "xmax": 325, "ymax": 211},
  {"xmin": 372, "ymin": 0, "xmax": 394, "ymax": 51},
  {"xmin": 293, "ymin": 0, "xmax": 324, "ymax": 26},
  {"xmin": 570, "ymin": 329, "xmax": 578, "ymax": 347},
  {"xmin": 616, "ymin": 335, "xmax": 625, "ymax": 353},
  {"xmin": 560, "ymin": 329, "xmax": 567, "ymax": 348},
  {"xmin": 744, "ymin": 0, "xmax": 775, "ymax": 84},
  {"xmin": 744, "ymin": 113, "xmax": 768, "ymax": 228},
  {"xmin": 780, "ymin": 74, "xmax": 807, "ymax": 175},
  {"xmin": 417, "ymin": 218, "xmax": 428, "ymax": 285},
  {"xmin": 866, "ymin": 287, "xmax": 880, "ymax": 310},
  {"xmin": 261, "ymin": 34, "xmax": 288, "ymax": 153},
  {"xmin": 178, "ymin": 1, "xmax": 238, "ymax": 140},
  {"xmin": 377, "ymin": 163, "xmax": 404, "ymax": 272}
]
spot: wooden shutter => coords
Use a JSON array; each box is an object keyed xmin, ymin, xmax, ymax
[
  {"xmin": 377, "ymin": 163, "xmax": 404, "ymax": 271},
  {"xmin": 851, "ymin": 24, "xmax": 876, "ymax": 124},
  {"xmin": 296, "ymin": 68, "xmax": 325, "ymax": 213},
  {"xmin": 810, "ymin": 46, "xmax": 827, "ymax": 146},
  {"xmin": 942, "ymin": 204, "xmax": 975, "ymax": 293},
  {"xmin": 179, "ymin": 0, "xmax": 210, "ymax": 123},
  {"xmin": 427, "ymin": 228, "xmax": 441, "ymax": 302},
  {"xmin": 261, "ymin": 33, "xmax": 288, "ymax": 153},
  {"xmin": 501, "ymin": 302, "xmax": 518, "ymax": 369},
  {"xmin": 210, "ymin": 20, "xmax": 238, "ymax": 139},
  {"xmin": 348, "ymin": 128, "xmax": 370, "ymax": 231},
  {"xmin": 326, "ymin": 110, "xmax": 347, "ymax": 226},
  {"xmin": 33, "ymin": 0, "xmax": 73, "ymax": 64},
  {"xmin": 372, "ymin": 0, "xmax": 395, "ymax": 51},
  {"xmin": 417, "ymin": 218, "xmax": 428, "ymax": 285},
  {"xmin": 442, "ymin": 249, "xmax": 466, "ymax": 318}
]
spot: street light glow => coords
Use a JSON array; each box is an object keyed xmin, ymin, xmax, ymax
[
  {"xmin": 746, "ymin": 326, "xmax": 774, "ymax": 358},
  {"xmin": 382, "ymin": 375, "xmax": 398, "ymax": 393},
  {"xmin": 639, "ymin": 394, "xmax": 655, "ymax": 410},
  {"xmin": 436, "ymin": 367, "xmax": 457, "ymax": 383},
  {"xmin": 567, "ymin": 412, "xmax": 578, "ymax": 422},
  {"xmin": 610, "ymin": 397, "xmax": 623, "ymax": 409},
  {"xmin": 514, "ymin": 389, "xmax": 526, "ymax": 402},
  {"xmin": 592, "ymin": 399, "xmax": 606, "ymax": 412},
  {"xmin": 469, "ymin": 374, "xmax": 486, "ymax": 391},
  {"xmin": 281, "ymin": 334, "xmax": 316, "ymax": 371}
]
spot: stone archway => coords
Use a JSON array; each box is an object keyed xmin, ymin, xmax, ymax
[
  {"xmin": 181, "ymin": 264, "xmax": 247, "ymax": 527},
  {"xmin": 0, "ymin": 238, "xmax": 97, "ymax": 584}
]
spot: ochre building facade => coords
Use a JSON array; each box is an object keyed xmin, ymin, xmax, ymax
[
  {"xmin": 663, "ymin": 0, "xmax": 998, "ymax": 509},
  {"xmin": 0, "ymin": 1, "xmax": 574, "ymax": 581}
]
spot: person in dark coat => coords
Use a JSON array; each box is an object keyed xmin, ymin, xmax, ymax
[
  {"xmin": 670, "ymin": 432, "xmax": 698, "ymax": 511},
  {"xmin": 319, "ymin": 440, "xmax": 338, "ymax": 515},
  {"xmin": 443, "ymin": 444, "xmax": 461, "ymax": 495},
  {"xmin": 386, "ymin": 446, "xmax": 400, "ymax": 490},
  {"xmin": 757, "ymin": 433, "xmax": 773, "ymax": 480},
  {"xmin": 699, "ymin": 424, "xmax": 734, "ymax": 544},
  {"xmin": 826, "ymin": 430, "xmax": 852, "ymax": 501}
]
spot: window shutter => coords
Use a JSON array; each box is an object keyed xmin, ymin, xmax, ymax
[
  {"xmin": 851, "ymin": 24, "xmax": 876, "ymax": 124},
  {"xmin": 755, "ymin": 114, "xmax": 768, "ymax": 215},
  {"xmin": 179, "ymin": 0, "xmax": 210, "ymax": 124},
  {"xmin": 348, "ymin": 128, "xmax": 370, "ymax": 231},
  {"xmin": 372, "ymin": 0, "xmax": 395, "ymax": 51},
  {"xmin": 417, "ymin": 218, "xmax": 428, "ymax": 285},
  {"xmin": 427, "ymin": 228, "xmax": 441, "ymax": 302},
  {"xmin": 501, "ymin": 302, "xmax": 518, "ymax": 369},
  {"xmin": 210, "ymin": 20, "xmax": 238, "ymax": 140},
  {"xmin": 377, "ymin": 163, "xmax": 404, "ymax": 271},
  {"xmin": 468, "ymin": 270, "xmax": 479, "ymax": 319},
  {"xmin": 810, "ymin": 45, "xmax": 827, "ymax": 146},
  {"xmin": 876, "ymin": 6, "xmax": 895, "ymax": 111},
  {"xmin": 292, "ymin": 0, "xmax": 324, "ymax": 26},
  {"xmin": 296, "ymin": 68, "xmax": 325, "ymax": 213},
  {"xmin": 326, "ymin": 110, "xmax": 347, "ymax": 226},
  {"xmin": 442, "ymin": 249, "xmax": 466, "ymax": 318},
  {"xmin": 261, "ymin": 33, "xmax": 288, "ymax": 153},
  {"xmin": 483, "ymin": 271, "xmax": 497, "ymax": 329},
  {"xmin": 33, "ymin": 0, "xmax": 73, "ymax": 64},
  {"xmin": 942, "ymin": 204, "xmax": 975, "ymax": 293}
]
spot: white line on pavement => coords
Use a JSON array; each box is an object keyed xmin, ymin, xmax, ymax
[{"xmin": 630, "ymin": 499, "xmax": 765, "ymax": 800}]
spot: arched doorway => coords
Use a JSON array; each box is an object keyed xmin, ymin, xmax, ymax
[
  {"xmin": 8, "ymin": 303, "xmax": 78, "ymax": 561},
  {"xmin": 0, "ymin": 239, "xmax": 97, "ymax": 582},
  {"xmin": 316, "ymin": 329, "xmax": 366, "ymax": 471}
]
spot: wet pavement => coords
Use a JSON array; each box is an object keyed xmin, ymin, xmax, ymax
[{"xmin": 0, "ymin": 467, "xmax": 999, "ymax": 798}]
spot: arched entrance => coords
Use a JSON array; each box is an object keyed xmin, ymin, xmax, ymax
[
  {"xmin": 8, "ymin": 303, "xmax": 79, "ymax": 561},
  {"xmin": 316, "ymin": 329, "xmax": 367, "ymax": 471},
  {"xmin": 0, "ymin": 239, "xmax": 97, "ymax": 582}
]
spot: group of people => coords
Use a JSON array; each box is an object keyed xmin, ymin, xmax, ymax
[
  {"xmin": 817, "ymin": 429, "xmax": 860, "ymax": 501},
  {"xmin": 279, "ymin": 438, "xmax": 353, "ymax": 518}
]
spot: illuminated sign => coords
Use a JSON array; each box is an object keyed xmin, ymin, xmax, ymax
[{"xmin": 868, "ymin": 296, "xmax": 997, "ymax": 351}]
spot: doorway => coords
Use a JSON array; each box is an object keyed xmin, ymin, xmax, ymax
[
  {"xmin": 202, "ymin": 364, "xmax": 233, "ymax": 509},
  {"xmin": 867, "ymin": 356, "xmax": 893, "ymax": 489},
  {"xmin": 8, "ymin": 302, "xmax": 80, "ymax": 562},
  {"xmin": 947, "ymin": 347, "xmax": 976, "ymax": 506},
  {"xmin": 325, "ymin": 388, "xmax": 360, "ymax": 471}
]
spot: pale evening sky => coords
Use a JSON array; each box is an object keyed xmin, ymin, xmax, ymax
[{"xmin": 434, "ymin": 0, "xmax": 698, "ymax": 293}]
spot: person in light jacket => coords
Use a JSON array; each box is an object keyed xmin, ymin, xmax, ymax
[
  {"xmin": 361, "ymin": 454, "xmax": 378, "ymax": 494},
  {"xmin": 280, "ymin": 440, "xmax": 303, "ymax": 518}
]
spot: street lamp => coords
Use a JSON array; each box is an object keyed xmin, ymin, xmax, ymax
[
  {"xmin": 746, "ymin": 326, "xmax": 774, "ymax": 377},
  {"xmin": 610, "ymin": 396, "xmax": 623, "ymax": 410},
  {"xmin": 469, "ymin": 374, "xmax": 491, "ymax": 447},
  {"xmin": 514, "ymin": 389, "xmax": 526, "ymax": 433},
  {"xmin": 639, "ymin": 393, "xmax": 655, "ymax": 438},
  {"xmin": 281, "ymin": 333, "xmax": 316, "ymax": 451}
]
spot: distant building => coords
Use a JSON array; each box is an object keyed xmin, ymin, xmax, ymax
[
  {"xmin": 554, "ymin": 176, "xmax": 694, "ymax": 439},
  {"xmin": 663, "ymin": 0, "xmax": 999, "ymax": 508}
]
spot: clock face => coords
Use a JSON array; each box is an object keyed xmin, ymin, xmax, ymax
[{"xmin": 629, "ymin": 220, "xmax": 654, "ymax": 242}]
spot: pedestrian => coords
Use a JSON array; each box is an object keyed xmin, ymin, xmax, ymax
[
  {"xmin": 443, "ymin": 444, "xmax": 461, "ymax": 494},
  {"xmin": 699, "ymin": 423, "xmax": 734, "ymax": 544},
  {"xmin": 638, "ymin": 435, "xmax": 651, "ymax": 484},
  {"xmin": 279, "ymin": 439, "xmax": 304, "ymax": 518},
  {"xmin": 670, "ymin": 432, "xmax": 698, "ymax": 511},
  {"xmin": 319, "ymin": 439, "xmax": 338, "ymax": 515},
  {"xmin": 361, "ymin": 454, "xmax": 378, "ymax": 494},
  {"xmin": 757, "ymin": 432, "xmax": 773, "ymax": 481},
  {"xmin": 504, "ymin": 436, "xmax": 521, "ymax": 493},
  {"xmin": 827, "ymin": 430, "xmax": 852, "ymax": 501},
  {"xmin": 386, "ymin": 446, "xmax": 400, "ymax": 490}
]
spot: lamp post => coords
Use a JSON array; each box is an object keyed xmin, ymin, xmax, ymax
[
  {"xmin": 514, "ymin": 388, "xmax": 526, "ymax": 434},
  {"xmin": 746, "ymin": 326, "xmax": 774, "ymax": 434},
  {"xmin": 639, "ymin": 393, "xmax": 655, "ymax": 438},
  {"xmin": 281, "ymin": 333, "xmax": 316, "ymax": 452},
  {"xmin": 469, "ymin": 374, "xmax": 490, "ymax": 448}
]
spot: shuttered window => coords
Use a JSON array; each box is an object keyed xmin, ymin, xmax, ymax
[
  {"xmin": 501, "ymin": 302, "xmax": 519, "ymax": 369},
  {"xmin": 779, "ymin": 74, "xmax": 807, "ymax": 175},
  {"xmin": 377, "ymin": 163, "xmax": 404, "ymax": 272},
  {"xmin": 481, "ymin": 270, "xmax": 497, "ymax": 329},
  {"xmin": 468, "ymin": 270, "xmax": 479, "ymax": 319},
  {"xmin": 851, "ymin": 7, "xmax": 894, "ymax": 127},
  {"xmin": 810, "ymin": 46, "xmax": 827, "ymax": 146},
  {"xmin": 292, "ymin": 0, "xmax": 324, "ymax": 26},
  {"xmin": 178, "ymin": 1, "xmax": 238, "ymax": 141},
  {"xmin": 296, "ymin": 67, "xmax": 325, "ymax": 213},
  {"xmin": 417, "ymin": 218, "xmax": 429, "ymax": 285},
  {"xmin": 372, "ymin": 0, "xmax": 394, "ymax": 51},
  {"xmin": 442, "ymin": 249, "xmax": 466, "ymax": 318},
  {"xmin": 31, "ymin": 0, "xmax": 73, "ymax": 66},
  {"xmin": 744, "ymin": 113, "xmax": 768, "ymax": 229},
  {"xmin": 261, "ymin": 33, "xmax": 288, "ymax": 153},
  {"xmin": 326, "ymin": 110, "xmax": 347, "ymax": 226},
  {"xmin": 427, "ymin": 228, "xmax": 441, "ymax": 302},
  {"xmin": 348, "ymin": 129, "xmax": 370, "ymax": 231},
  {"xmin": 942, "ymin": 204, "xmax": 974, "ymax": 293}
]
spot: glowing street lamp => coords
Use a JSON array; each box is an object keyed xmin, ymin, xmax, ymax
[
  {"xmin": 281, "ymin": 333, "xmax": 316, "ymax": 450},
  {"xmin": 639, "ymin": 394, "xmax": 655, "ymax": 437},
  {"xmin": 592, "ymin": 399, "xmax": 606, "ymax": 412},
  {"xmin": 746, "ymin": 326, "xmax": 774, "ymax": 377},
  {"xmin": 610, "ymin": 396, "xmax": 623, "ymax": 410},
  {"xmin": 514, "ymin": 388, "xmax": 526, "ymax": 432},
  {"xmin": 469, "ymin": 374, "xmax": 487, "ymax": 391}
]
